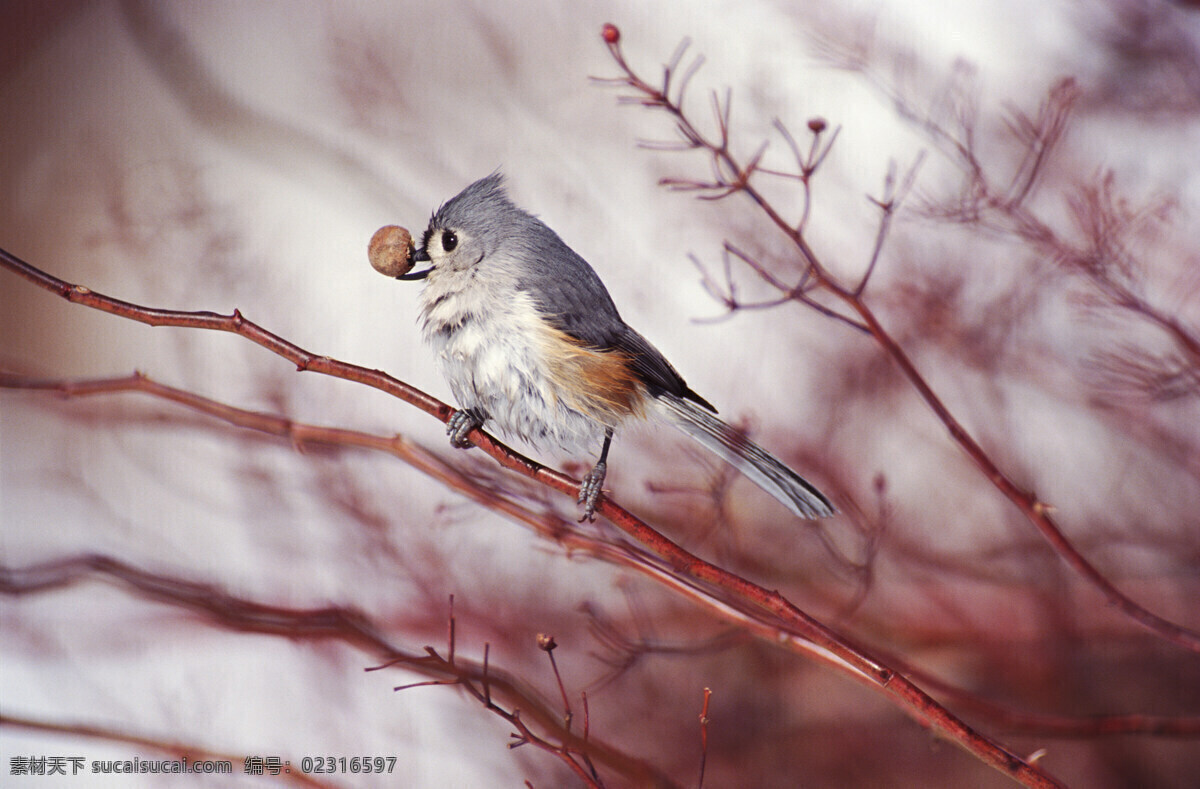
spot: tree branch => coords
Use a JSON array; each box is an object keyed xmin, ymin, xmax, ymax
[
  {"xmin": 0, "ymin": 243, "xmax": 1063, "ymax": 787},
  {"xmin": 598, "ymin": 24, "xmax": 1200, "ymax": 658}
]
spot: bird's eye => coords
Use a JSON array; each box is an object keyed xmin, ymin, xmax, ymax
[{"xmin": 441, "ymin": 230, "xmax": 458, "ymax": 252}]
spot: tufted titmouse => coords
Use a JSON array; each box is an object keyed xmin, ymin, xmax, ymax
[{"xmin": 396, "ymin": 173, "xmax": 834, "ymax": 521}]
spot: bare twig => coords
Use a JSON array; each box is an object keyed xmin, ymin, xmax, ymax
[
  {"xmin": 0, "ymin": 554, "xmax": 665, "ymax": 787},
  {"xmin": 538, "ymin": 634, "xmax": 574, "ymax": 731},
  {"xmin": 598, "ymin": 25, "xmax": 1200, "ymax": 664},
  {"xmin": 8, "ymin": 370, "xmax": 1197, "ymax": 787},
  {"xmin": 856, "ymin": 152, "xmax": 926, "ymax": 297},
  {"xmin": 697, "ymin": 688, "xmax": 713, "ymax": 789},
  {"xmin": 0, "ymin": 259, "xmax": 1058, "ymax": 787}
]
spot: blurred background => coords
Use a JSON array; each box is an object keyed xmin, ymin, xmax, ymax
[{"xmin": 2, "ymin": 1, "xmax": 1199, "ymax": 786}]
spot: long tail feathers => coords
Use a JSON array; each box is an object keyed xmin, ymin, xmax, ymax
[{"xmin": 658, "ymin": 395, "xmax": 835, "ymax": 519}]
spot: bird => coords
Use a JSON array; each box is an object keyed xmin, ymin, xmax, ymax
[{"xmin": 394, "ymin": 173, "xmax": 834, "ymax": 521}]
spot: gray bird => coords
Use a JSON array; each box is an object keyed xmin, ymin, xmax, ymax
[{"xmin": 398, "ymin": 173, "xmax": 834, "ymax": 521}]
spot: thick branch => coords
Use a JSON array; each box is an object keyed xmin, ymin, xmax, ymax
[{"xmin": 1, "ymin": 245, "xmax": 1063, "ymax": 787}]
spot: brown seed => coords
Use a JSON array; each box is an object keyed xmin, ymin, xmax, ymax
[{"xmin": 368, "ymin": 225, "xmax": 414, "ymax": 278}]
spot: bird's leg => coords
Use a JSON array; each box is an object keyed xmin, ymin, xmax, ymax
[
  {"xmin": 578, "ymin": 430, "xmax": 613, "ymax": 522},
  {"xmin": 447, "ymin": 407, "xmax": 488, "ymax": 449}
]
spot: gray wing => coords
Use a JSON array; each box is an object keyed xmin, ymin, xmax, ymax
[{"xmin": 514, "ymin": 219, "xmax": 715, "ymax": 412}]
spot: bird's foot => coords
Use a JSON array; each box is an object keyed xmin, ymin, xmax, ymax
[
  {"xmin": 447, "ymin": 408, "xmax": 486, "ymax": 449},
  {"xmin": 577, "ymin": 460, "xmax": 607, "ymax": 522}
]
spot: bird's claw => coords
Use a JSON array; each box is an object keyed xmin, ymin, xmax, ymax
[
  {"xmin": 447, "ymin": 408, "xmax": 485, "ymax": 449},
  {"xmin": 577, "ymin": 461, "xmax": 607, "ymax": 522}
]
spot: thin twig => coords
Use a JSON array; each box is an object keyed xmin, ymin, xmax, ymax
[
  {"xmin": 0, "ymin": 553, "xmax": 660, "ymax": 787},
  {"xmin": 0, "ymin": 245, "xmax": 1054, "ymax": 788},
  {"xmin": 448, "ymin": 594, "xmax": 457, "ymax": 667},
  {"xmin": 598, "ymin": 26, "xmax": 1200, "ymax": 664},
  {"xmin": 8, "ymin": 374, "xmax": 1198, "ymax": 746},
  {"xmin": 697, "ymin": 688, "xmax": 713, "ymax": 789},
  {"xmin": 538, "ymin": 634, "xmax": 574, "ymax": 732},
  {"xmin": 856, "ymin": 151, "xmax": 925, "ymax": 296}
]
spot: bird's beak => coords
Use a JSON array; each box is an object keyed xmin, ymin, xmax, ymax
[{"xmin": 397, "ymin": 247, "xmax": 432, "ymax": 280}]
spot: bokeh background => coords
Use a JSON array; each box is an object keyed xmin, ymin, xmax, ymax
[{"xmin": 3, "ymin": 1, "xmax": 1199, "ymax": 786}]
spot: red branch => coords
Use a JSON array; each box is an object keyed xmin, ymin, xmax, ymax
[
  {"xmin": 0, "ymin": 246, "xmax": 1065, "ymax": 786},
  {"xmin": 10, "ymin": 370, "xmax": 1197, "ymax": 748},
  {"xmin": 0, "ymin": 554, "xmax": 671, "ymax": 786},
  {"xmin": 597, "ymin": 24, "xmax": 1200, "ymax": 658}
]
